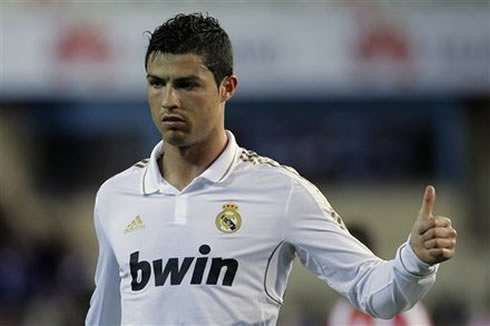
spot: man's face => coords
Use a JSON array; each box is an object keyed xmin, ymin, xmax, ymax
[{"xmin": 146, "ymin": 52, "xmax": 229, "ymax": 148}]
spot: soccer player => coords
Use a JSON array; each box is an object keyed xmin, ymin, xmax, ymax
[{"xmin": 85, "ymin": 13, "xmax": 457, "ymax": 325}]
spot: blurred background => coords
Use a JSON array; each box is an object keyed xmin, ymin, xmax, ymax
[{"xmin": 1, "ymin": 1, "xmax": 489, "ymax": 325}]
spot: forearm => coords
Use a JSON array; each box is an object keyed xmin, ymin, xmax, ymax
[{"xmin": 347, "ymin": 241, "xmax": 437, "ymax": 319}]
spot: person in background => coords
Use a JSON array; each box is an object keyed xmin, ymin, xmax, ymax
[{"xmin": 328, "ymin": 224, "xmax": 433, "ymax": 326}]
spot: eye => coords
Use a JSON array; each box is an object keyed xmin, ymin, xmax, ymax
[
  {"xmin": 176, "ymin": 81, "xmax": 198, "ymax": 90},
  {"xmin": 149, "ymin": 79, "xmax": 164, "ymax": 89}
]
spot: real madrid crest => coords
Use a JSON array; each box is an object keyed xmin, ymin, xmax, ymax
[{"xmin": 216, "ymin": 202, "xmax": 242, "ymax": 233}]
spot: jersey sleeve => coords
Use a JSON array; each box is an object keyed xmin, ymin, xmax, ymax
[
  {"xmin": 85, "ymin": 201, "xmax": 121, "ymax": 326},
  {"xmin": 283, "ymin": 178, "xmax": 438, "ymax": 319}
]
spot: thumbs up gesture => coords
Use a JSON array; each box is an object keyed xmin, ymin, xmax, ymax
[{"xmin": 410, "ymin": 186, "xmax": 457, "ymax": 265}]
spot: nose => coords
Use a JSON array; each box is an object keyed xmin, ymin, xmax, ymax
[{"xmin": 161, "ymin": 86, "xmax": 179, "ymax": 110}]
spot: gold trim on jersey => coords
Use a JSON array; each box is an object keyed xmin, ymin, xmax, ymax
[
  {"xmin": 239, "ymin": 149, "xmax": 280, "ymax": 167},
  {"xmin": 134, "ymin": 158, "xmax": 150, "ymax": 169},
  {"xmin": 239, "ymin": 149, "xmax": 299, "ymax": 177},
  {"xmin": 330, "ymin": 210, "xmax": 346, "ymax": 229}
]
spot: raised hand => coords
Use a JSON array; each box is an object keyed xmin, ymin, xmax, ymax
[{"xmin": 409, "ymin": 185, "xmax": 457, "ymax": 265}]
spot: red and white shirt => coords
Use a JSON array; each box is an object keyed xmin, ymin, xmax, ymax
[{"xmin": 328, "ymin": 299, "xmax": 433, "ymax": 326}]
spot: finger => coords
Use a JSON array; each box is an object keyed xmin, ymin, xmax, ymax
[
  {"xmin": 417, "ymin": 216, "xmax": 451, "ymax": 234},
  {"xmin": 422, "ymin": 226, "xmax": 457, "ymax": 241},
  {"xmin": 441, "ymin": 248, "xmax": 455, "ymax": 259},
  {"xmin": 428, "ymin": 248, "xmax": 454, "ymax": 260},
  {"xmin": 428, "ymin": 248, "xmax": 444, "ymax": 257},
  {"xmin": 419, "ymin": 185, "xmax": 436, "ymax": 219},
  {"xmin": 424, "ymin": 238, "xmax": 456, "ymax": 249}
]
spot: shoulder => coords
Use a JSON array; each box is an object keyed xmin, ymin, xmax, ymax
[
  {"xmin": 237, "ymin": 148, "xmax": 345, "ymax": 227},
  {"xmin": 96, "ymin": 158, "xmax": 149, "ymax": 201},
  {"xmin": 237, "ymin": 148, "xmax": 321, "ymax": 195},
  {"xmin": 237, "ymin": 148, "xmax": 300, "ymax": 181},
  {"xmin": 236, "ymin": 148, "xmax": 334, "ymax": 204}
]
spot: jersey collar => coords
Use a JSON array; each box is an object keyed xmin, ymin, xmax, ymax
[{"xmin": 141, "ymin": 130, "xmax": 239, "ymax": 195}]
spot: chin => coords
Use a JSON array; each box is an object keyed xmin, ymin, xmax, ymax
[{"xmin": 163, "ymin": 130, "xmax": 191, "ymax": 147}]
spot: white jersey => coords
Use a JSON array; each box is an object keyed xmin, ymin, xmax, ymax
[{"xmin": 86, "ymin": 131, "xmax": 438, "ymax": 326}]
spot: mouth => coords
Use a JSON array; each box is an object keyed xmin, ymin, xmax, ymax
[{"xmin": 161, "ymin": 115, "xmax": 186, "ymax": 129}]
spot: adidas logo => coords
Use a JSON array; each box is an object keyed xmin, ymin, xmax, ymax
[{"xmin": 124, "ymin": 216, "xmax": 145, "ymax": 233}]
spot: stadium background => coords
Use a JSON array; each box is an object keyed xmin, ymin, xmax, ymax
[{"xmin": 1, "ymin": 1, "xmax": 488, "ymax": 325}]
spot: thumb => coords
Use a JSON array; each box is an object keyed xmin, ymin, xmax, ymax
[{"xmin": 419, "ymin": 185, "xmax": 436, "ymax": 219}]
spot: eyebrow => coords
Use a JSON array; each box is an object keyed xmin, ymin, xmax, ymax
[{"xmin": 146, "ymin": 74, "xmax": 201, "ymax": 83}]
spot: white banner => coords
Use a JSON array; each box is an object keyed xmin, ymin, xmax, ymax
[{"xmin": 1, "ymin": 5, "xmax": 489, "ymax": 99}]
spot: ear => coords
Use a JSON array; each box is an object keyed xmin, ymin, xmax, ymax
[{"xmin": 220, "ymin": 75, "xmax": 238, "ymax": 103}]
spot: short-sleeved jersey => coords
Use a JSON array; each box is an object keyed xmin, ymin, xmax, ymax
[{"xmin": 86, "ymin": 131, "xmax": 438, "ymax": 326}]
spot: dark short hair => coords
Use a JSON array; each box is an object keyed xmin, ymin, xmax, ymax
[{"xmin": 145, "ymin": 13, "xmax": 233, "ymax": 86}]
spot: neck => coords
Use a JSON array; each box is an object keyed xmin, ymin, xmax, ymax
[{"xmin": 161, "ymin": 131, "xmax": 228, "ymax": 191}]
